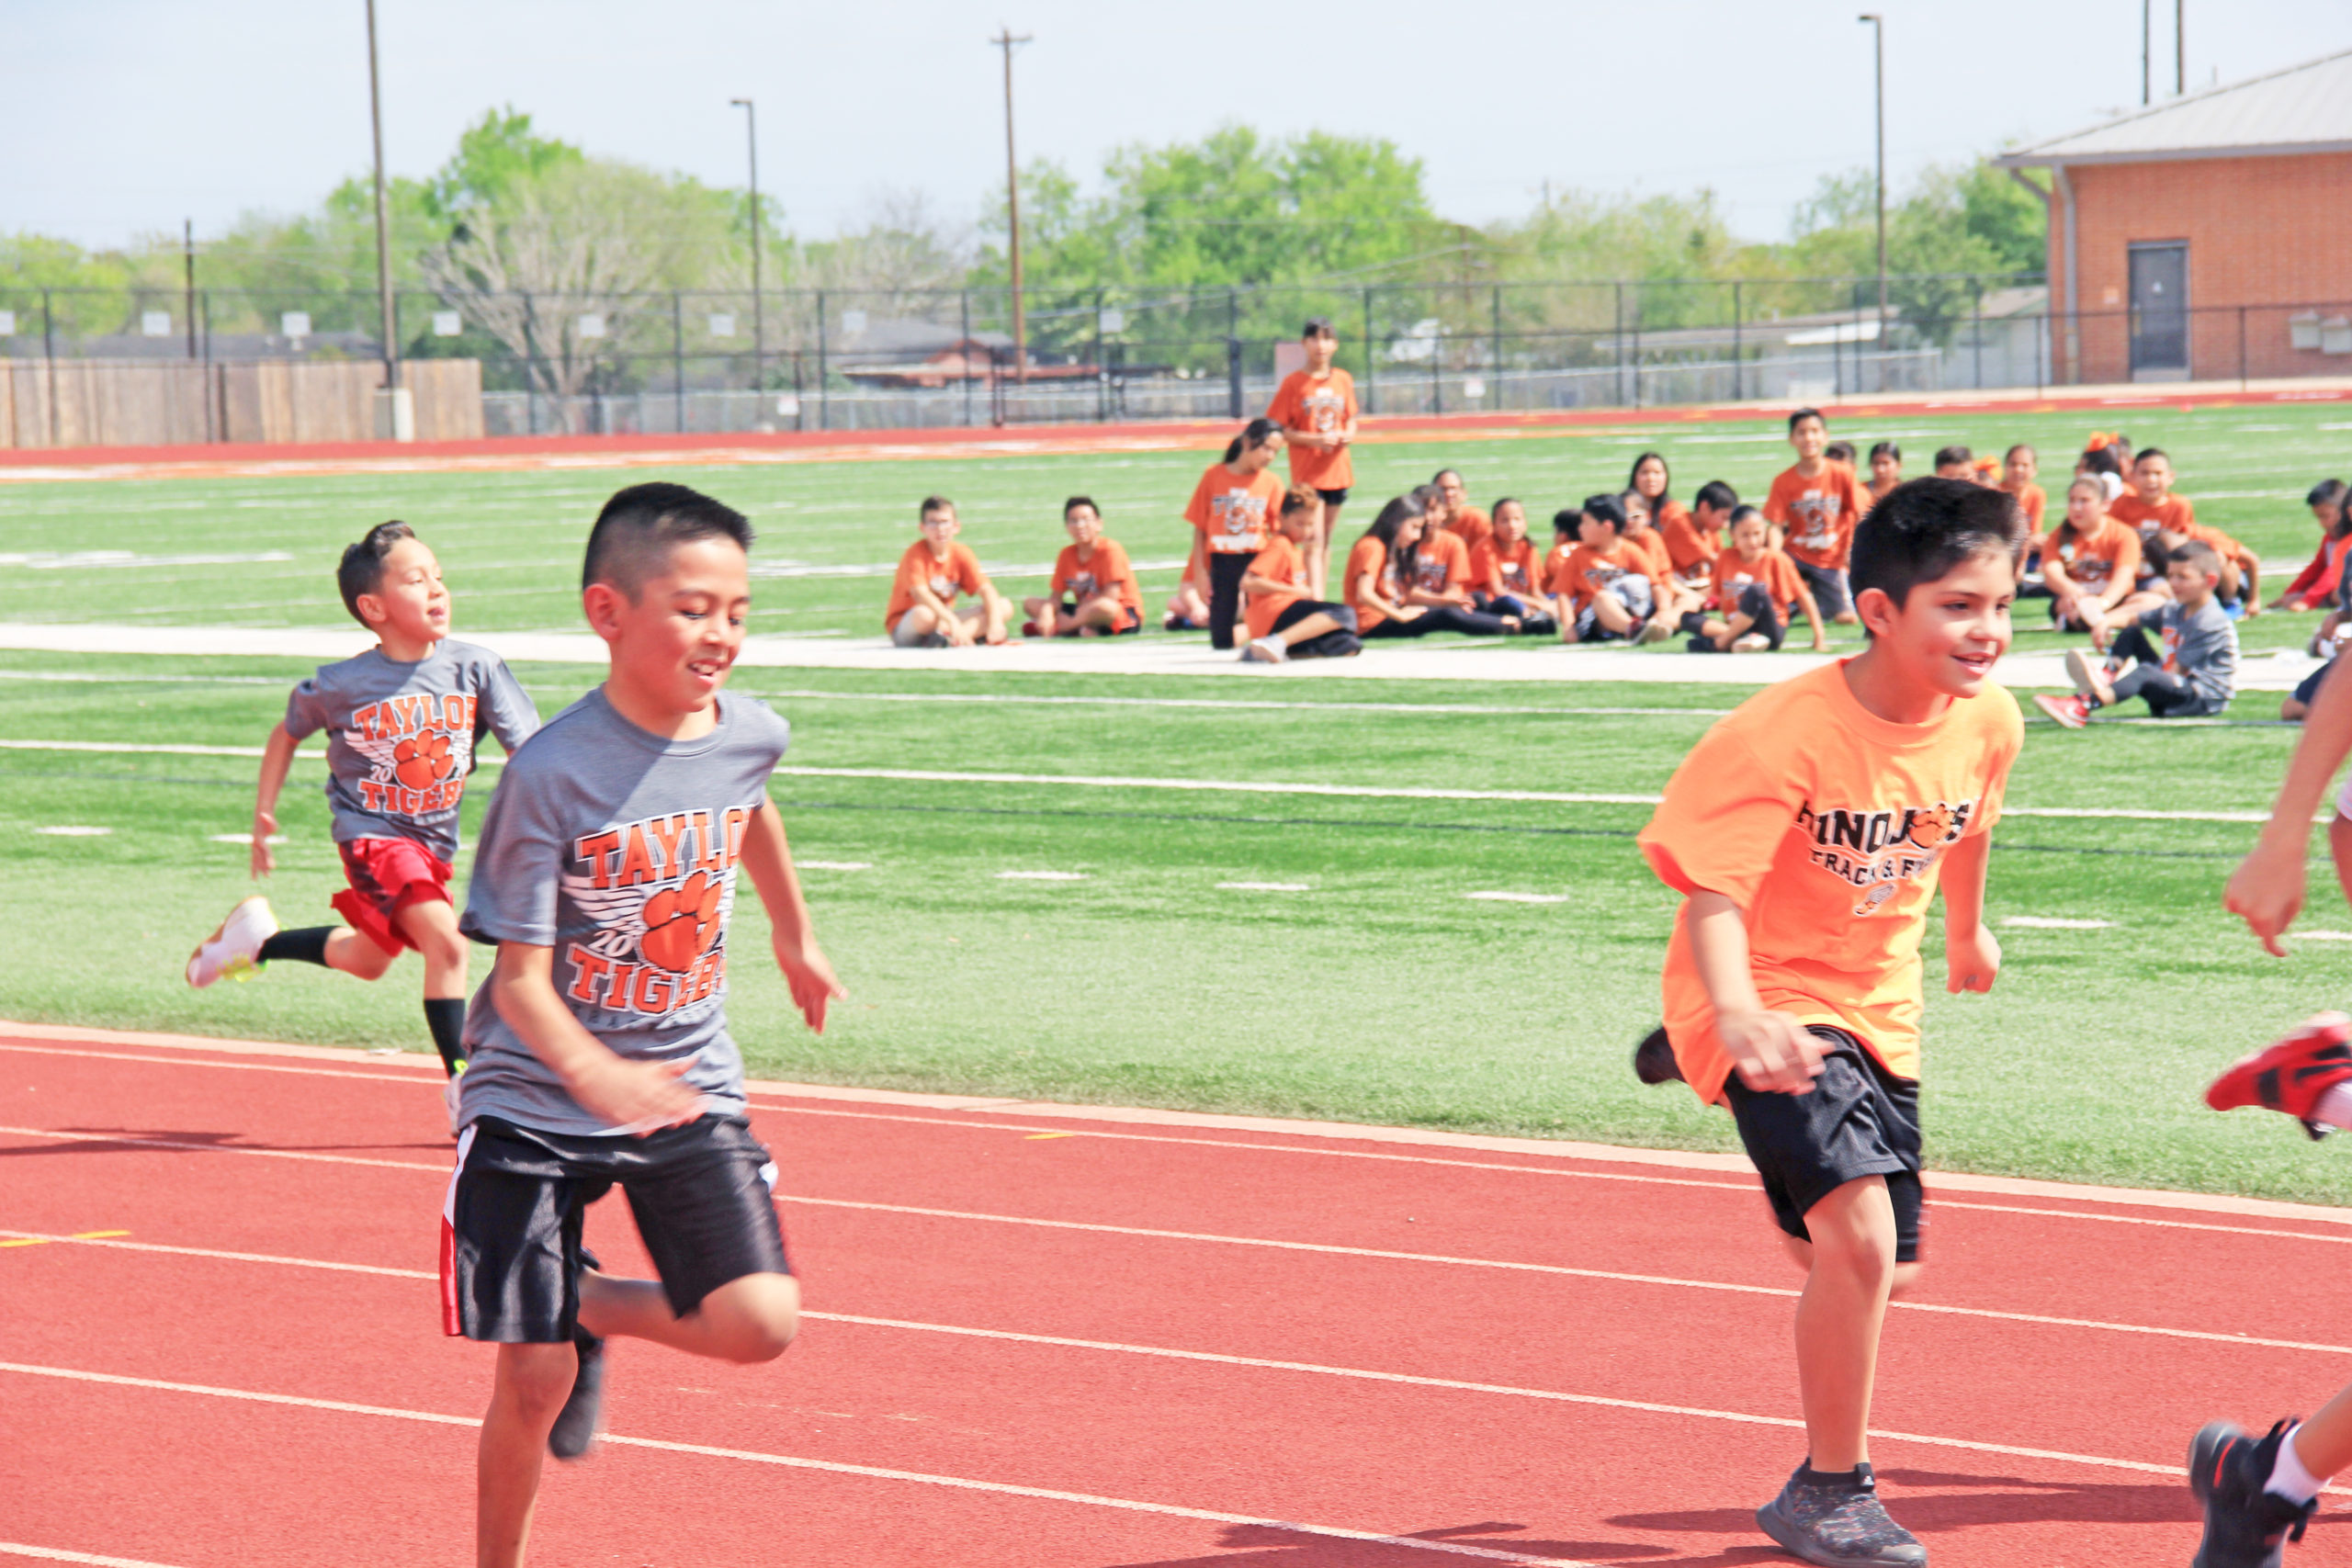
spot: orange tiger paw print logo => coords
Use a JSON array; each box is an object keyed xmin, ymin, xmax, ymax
[
  {"xmin": 639, "ymin": 872, "xmax": 723, "ymax": 973},
  {"xmin": 392, "ymin": 733, "xmax": 456, "ymax": 790},
  {"xmin": 1905, "ymin": 805, "xmax": 1960, "ymax": 849}
]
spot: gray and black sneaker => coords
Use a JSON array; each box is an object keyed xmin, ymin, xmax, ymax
[
  {"xmin": 548, "ymin": 1249, "xmax": 607, "ymax": 1461},
  {"xmin": 1756, "ymin": 1462, "xmax": 1926, "ymax": 1567},
  {"xmin": 2188, "ymin": 1420, "xmax": 2316, "ymax": 1568}
]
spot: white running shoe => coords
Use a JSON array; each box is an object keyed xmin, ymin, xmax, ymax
[
  {"xmin": 187, "ymin": 895, "xmax": 277, "ymax": 987},
  {"xmin": 1243, "ymin": 636, "xmax": 1288, "ymax": 663}
]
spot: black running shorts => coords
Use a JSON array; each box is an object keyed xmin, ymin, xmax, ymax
[
  {"xmin": 441, "ymin": 1113, "xmax": 792, "ymax": 1342},
  {"xmin": 1316, "ymin": 487, "xmax": 1351, "ymax": 508},
  {"xmin": 1719, "ymin": 1027, "xmax": 1923, "ymax": 1262}
]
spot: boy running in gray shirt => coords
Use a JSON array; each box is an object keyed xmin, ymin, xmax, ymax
[
  {"xmin": 444, "ymin": 481, "xmax": 843, "ymax": 1568},
  {"xmin": 187, "ymin": 522, "xmax": 538, "ymax": 1108},
  {"xmin": 2034, "ymin": 539, "xmax": 2239, "ymax": 728}
]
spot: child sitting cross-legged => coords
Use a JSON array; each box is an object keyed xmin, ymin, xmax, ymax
[
  {"xmin": 2036, "ymin": 539, "xmax": 2238, "ymax": 728},
  {"xmin": 1239, "ymin": 487, "xmax": 1363, "ymax": 663},
  {"xmin": 2271, "ymin": 479, "xmax": 2350, "ymax": 617},
  {"xmin": 1024, "ymin": 495, "xmax": 1142, "ymax": 637},
  {"xmin": 1681, "ymin": 505, "xmax": 1829, "ymax": 653},
  {"xmin": 1468, "ymin": 498, "xmax": 1556, "ymax": 635},
  {"xmin": 1553, "ymin": 495, "xmax": 1669, "ymax": 645},
  {"xmin": 886, "ymin": 496, "xmax": 1013, "ymax": 647},
  {"xmin": 2038, "ymin": 475, "xmax": 2142, "ymax": 633}
]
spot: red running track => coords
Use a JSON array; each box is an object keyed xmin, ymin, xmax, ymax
[{"xmin": 5, "ymin": 1024, "xmax": 2351, "ymax": 1568}]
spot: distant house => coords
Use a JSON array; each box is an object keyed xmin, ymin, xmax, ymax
[
  {"xmin": 1996, "ymin": 49, "xmax": 2352, "ymax": 384},
  {"xmin": 831, "ymin": 314, "xmax": 1093, "ymax": 387}
]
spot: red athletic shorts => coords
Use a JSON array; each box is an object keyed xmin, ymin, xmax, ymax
[{"xmin": 332, "ymin": 837, "xmax": 453, "ymax": 955}]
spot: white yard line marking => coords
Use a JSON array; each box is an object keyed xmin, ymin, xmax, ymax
[
  {"xmin": 0, "ymin": 740, "xmax": 2289, "ymax": 822},
  {"xmin": 0, "ymin": 1360, "xmax": 1596, "ymax": 1567},
  {"xmin": 996, "ymin": 870, "xmax": 1089, "ymax": 881},
  {"xmin": 31, "ymin": 826, "xmax": 108, "ymax": 836},
  {"xmin": 0, "ymin": 551, "xmax": 294, "ymax": 570},
  {"xmin": 739, "ymin": 687, "xmax": 1736, "ymax": 719},
  {"xmin": 1218, "ymin": 881, "xmax": 1311, "ymax": 892},
  {"xmin": 2001, "ymin": 917, "xmax": 2115, "ymax": 930},
  {"xmin": 0, "ymin": 1543, "xmax": 190, "ymax": 1568},
  {"xmin": 796, "ymin": 860, "xmax": 873, "ymax": 871},
  {"xmin": 2294, "ymin": 931, "xmax": 2352, "ymax": 942},
  {"xmin": 206, "ymin": 833, "xmax": 286, "ymax": 845},
  {"xmin": 1464, "ymin": 891, "xmax": 1567, "ymax": 904},
  {"xmin": 0, "ymin": 671, "xmax": 285, "ymax": 685}
]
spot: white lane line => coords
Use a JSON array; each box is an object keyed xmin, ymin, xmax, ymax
[
  {"xmin": 2295, "ymin": 931, "xmax": 2352, "ymax": 942},
  {"xmin": 0, "ymin": 740, "xmax": 2288, "ymax": 821},
  {"xmin": 0, "ymin": 1543, "xmax": 189, "ymax": 1568},
  {"xmin": 797, "ymin": 860, "xmax": 873, "ymax": 872},
  {"xmin": 31, "ymin": 826, "xmax": 108, "ymax": 836},
  {"xmin": 1464, "ymin": 891, "xmax": 1567, "ymax": 904},
  {"xmin": 0, "ymin": 670, "xmax": 285, "ymax": 685},
  {"xmin": 1218, "ymin": 881, "xmax": 1310, "ymax": 892},
  {"xmin": 2001, "ymin": 917, "xmax": 2115, "ymax": 930},
  {"xmin": 0, "ymin": 1360, "xmax": 1594, "ymax": 1568},
  {"xmin": 738, "ymin": 687, "xmax": 1736, "ymax": 720},
  {"xmin": 0, "ymin": 1258, "xmax": 2212, "ymax": 1487},
  {"xmin": 996, "ymin": 870, "xmax": 1089, "ymax": 881}
]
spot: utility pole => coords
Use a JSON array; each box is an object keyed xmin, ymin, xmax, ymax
[
  {"xmin": 182, "ymin": 220, "xmax": 198, "ymax": 360},
  {"xmin": 1859, "ymin": 14, "xmax": 1886, "ymax": 333},
  {"xmin": 731, "ymin": 97, "xmax": 763, "ymax": 389},
  {"xmin": 365, "ymin": 0, "xmax": 397, "ymax": 390},
  {"xmin": 2141, "ymin": 0, "xmax": 2152, "ymax": 104},
  {"xmin": 2176, "ymin": 0, "xmax": 2185, "ymax": 95},
  {"xmin": 990, "ymin": 26, "xmax": 1033, "ymax": 382}
]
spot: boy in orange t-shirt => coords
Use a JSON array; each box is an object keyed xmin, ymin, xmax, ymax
[
  {"xmin": 1024, "ymin": 495, "xmax": 1143, "ymax": 637},
  {"xmin": 1636, "ymin": 477, "xmax": 2026, "ymax": 1565},
  {"xmin": 1683, "ymin": 505, "xmax": 1827, "ymax": 653},
  {"xmin": 1765, "ymin": 408, "xmax": 1870, "ymax": 626},
  {"xmin": 2108, "ymin": 447, "xmax": 2265, "ymax": 615},
  {"xmin": 1239, "ymin": 487, "xmax": 1362, "ymax": 663},
  {"xmin": 1663, "ymin": 479, "xmax": 1736, "ymax": 592},
  {"xmin": 1435, "ymin": 468, "xmax": 1492, "ymax": 555},
  {"xmin": 1264, "ymin": 318, "xmax": 1358, "ymax": 597},
  {"xmin": 1553, "ymin": 495, "xmax": 1668, "ymax": 645},
  {"xmin": 886, "ymin": 496, "xmax": 1012, "ymax": 647}
]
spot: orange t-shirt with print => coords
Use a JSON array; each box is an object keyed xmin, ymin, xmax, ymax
[
  {"xmin": 1658, "ymin": 504, "xmax": 1720, "ymax": 581},
  {"xmin": 1409, "ymin": 529, "xmax": 1473, "ymax": 599},
  {"xmin": 884, "ymin": 540, "xmax": 987, "ymax": 632},
  {"xmin": 1341, "ymin": 536, "xmax": 1398, "ymax": 632},
  {"xmin": 1243, "ymin": 535, "xmax": 1311, "ymax": 641},
  {"xmin": 1265, "ymin": 369, "xmax": 1358, "ymax": 491},
  {"xmin": 2005, "ymin": 483, "xmax": 2047, "ymax": 534},
  {"xmin": 1702, "ymin": 546, "xmax": 1805, "ymax": 612},
  {"xmin": 1185, "ymin": 463, "xmax": 1286, "ymax": 555},
  {"xmin": 1051, "ymin": 537, "xmax": 1142, "ymax": 615},
  {"xmin": 1555, "ymin": 537, "xmax": 1645, "ymax": 612},
  {"xmin": 2039, "ymin": 518, "xmax": 2141, "ymax": 596},
  {"xmin": 1543, "ymin": 541, "xmax": 1579, "ymax": 597},
  {"xmin": 1637, "ymin": 661, "xmax": 2023, "ymax": 1106},
  {"xmin": 1765, "ymin": 462, "xmax": 1871, "ymax": 571},
  {"xmin": 2110, "ymin": 491, "xmax": 2196, "ymax": 537},
  {"xmin": 1623, "ymin": 525, "xmax": 1677, "ymax": 586},
  {"xmin": 1446, "ymin": 507, "xmax": 1493, "ymax": 556},
  {"xmin": 1472, "ymin": 536, "xmax": 1544, "ymax": 599}
]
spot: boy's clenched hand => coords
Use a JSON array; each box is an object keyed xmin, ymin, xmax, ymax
[
  {"xmin": 1947, "ymin": 923, "xmax": 2001, "ymax": 994},
  {"xmin": 1717, "ymin": 1008, "xmax": 1826, "ymax": 1095}
]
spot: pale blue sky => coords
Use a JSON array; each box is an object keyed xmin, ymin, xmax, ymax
[{"xmin": 5, "ymin": 0, "xmax": 2346, "ymax": 251}]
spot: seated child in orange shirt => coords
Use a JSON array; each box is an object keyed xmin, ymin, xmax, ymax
[
  {"xmin": 1665, "ymin": 479, "xmax": 1736, "ymax": 594},
  {"xmin": 1682, "ymin": 505, "xmax": 1828, "ymax": 653},
  {"xmin": 1469, "ymin": 498, "xmax": 1556, "ymax": 635},
  {"xmin": 1622, "ymin": 488, "xmax": 1700, "ymax": 625},
  {"xmin": 886, "ymin": 496, "xmax": 1012, "ymax": 647},
  {"xmin": 2002, "ymin": 445, "xmax": 2047, "ymax": 535},
  {"xmin": 2038, "ymin": 476, "xmax": 2142, "ymax": 633},
  {"xmin": 1024, "ymin": 495, "xmax": 1143, "ymax": 637},
  {"xmin": 1864, "ymin": 442, "xmax": 1902, "ymax": 507},
  {"xmin": 1238, "ymin": 487, "xmax": 1363, "ymax": 663},
  {"xmin": 2107, "ymin": 448, "xmax": 2263, "ymax": 619},
  {"xmin": 1553, "ymin": 495, "xmax": 1669, "ymax": 645}
]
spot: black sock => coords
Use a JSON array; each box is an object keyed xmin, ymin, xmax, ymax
[
  {"xmin": 424, "ymin": 998, "xmax": 468, "ymax": 1077},
  {"xmin": 256, "ymin": 927, "xmax": 334, "ymax": 967},
  {"xmin": 1799, "ymin": 1463, "xmax": 1867, "ymax": 1489}
]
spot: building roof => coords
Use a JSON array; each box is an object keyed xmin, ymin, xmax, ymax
[{"xmin": 1996, "ymin": 47, "xmax": 2352, "ymax": 166}]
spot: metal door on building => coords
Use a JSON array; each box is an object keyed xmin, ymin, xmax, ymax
[{"xmin": 2129, "ymin": 243, "xmax": 2190, "ymax": 379}]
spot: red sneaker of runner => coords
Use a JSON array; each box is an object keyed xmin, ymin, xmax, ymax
[{"xmin": 2207, "ymin": 1012, "xmax": 2352, "ymax": 1129}]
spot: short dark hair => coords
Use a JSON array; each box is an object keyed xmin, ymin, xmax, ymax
[
  {"xmin": 1063, "ymin": 495, "xmax": 1100, "ymax": 519},
  {"xmin": 1580, "ymin": 493, "xmax": 1628, "ymax": 534},
  {"xmin": 1431, "ymin": 468, "xmax": 1463, "ymax": 486},
  {"xmin": 1552, "ymin": 506, "xmax": 1582, "ymax": 536},
  {"xmin": 1302, "ymin": 316, "xmax": 1335, "ymax": 339},
  {"xmin": 1848, "ymin": 478, "xmax": 2026, "ymax": 611},
  {"xmin": 1869, "ymin": 440, "xmax": 1902, "ymax": 463},
  {"xmin": 1788, "ymin": 407, "xmax": 1826, "ymax": 432},
  {"xmin": 337, "ymin": 521, "xmax": 417, "ymax": 626},
  {"xmin": 1934, "ymin": 445, "xmax": 1973, "ymax": 469},
  {"xmin": 2169, "ymin": 538, "xmax": 2222, "ymax": 577},
  {"xmin": 582, "ymin": 482, "xmax": 753, "ymax": 597},
  {"xmin": 2135, "ymin": 446, "xmax": 2170, "ymax": 468},
  {"xmin": 2309, "ymin": 479, "xmax": 2346, "ymax": 508},
  {"xmin": 1824, "ymin": 441, "xmax": 1857, "ymax": 466},
  {"xmin": 1693, "ymin": 479, "xmax": 1738, "ymax": 513},
  {"xmin": 1224, "ymin": 418, "xmax": 1283, "ymax": 464},
  {"xmin": 1726, "ymin": 503, "xmax": 1764, "ymax": 530},
  {"xmin": 2005, "ymin": 443, "xmax": 2036, "ymax": 462},
  {"xmin": 1282, "ymin": 484, "xmax": 1320, "ymax": 517},
  {"xmin": 919, "ymin": 494, "xmax": 956, "ymax": 520}
]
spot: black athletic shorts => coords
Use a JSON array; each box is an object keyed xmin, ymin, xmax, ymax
[
  {"xmin": 1316, "ymin": 487, "xmax": 1351, "ymax": 508},
  {"xmin": 441, "ymin": 1113, "xmax": 792, "ymax": 1343},
  {"xmin": 1057, "ymin": 600, "xmax": 1143, "ymax": 634},
  {"xmin": 1719, "ymin": 1027, "xmax": 1923, "ymax": 1263}
]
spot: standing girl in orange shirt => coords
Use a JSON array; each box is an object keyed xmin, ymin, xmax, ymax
[
  {"xmin": 1264, "ymin": 317, "xmax": 1359, "ymax": 597},
  {"xmin": 1182, "ymin": 418, "xmax": 1288, "ymax": 651}
]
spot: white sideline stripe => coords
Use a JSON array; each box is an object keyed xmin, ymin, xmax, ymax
[
  {"xmin": 2001, "ymin": 916, "xmax": 2115, "ymax": 930},
  {"xmin": 1464, "ymin": 891, "xmax": 1567, "ymax": 904},
  {"xmin": 0, "ymin": 1360, "xmax": 1595, "ymax": 1568},
  {"xmin": 0, "ymin": 1544, "xmax": 187, "ymax": 1568},
  {"xmin": 31, "ymin": 826, "xmax": 108, "ymax": 836},
  {"xmin": 13, "ymin": 1038, "xmax": 2352, "ymax": 1238},
  {"xmin": 0, "ymin": 739, "xmax": 2280, "ymax": 823},
  {"xmin": 1219, "ymin": 881, "xmax": 1311, "ymax": 891},
  {"xmin": 8, "ymin": 1127, "xmax": 2348, "ymax": 1351},
  {"xmin": 996, "ymin": 869, "xmax": 1088, "ymax": 881},
  {"xmin": 741, "ymin": 686, "xmax": 1738, "ymax": 719},
  {"xmin": 797, "ymin": 860, "xmax": 873, "ymax": 871}
]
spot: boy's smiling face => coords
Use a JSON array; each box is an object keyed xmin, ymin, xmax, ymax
[
  {"xmin": 358, "ymin": 536, "xmax": 450, "ymax": 645},
  {"xmin": 1064, "ymin": 506, "xmax": 1102, "ymax": 547},
  {"xmin": 1860, "ymin": 550, "xmax": 2015, "ymax": 701},
  {"xmin": 589, "ymin": 536, "xmax": 750, "ymax": 715},
  {"xmin": 2165, "ymin": 554, "xmax": 2217, "ymax": 607},
  {"xmin": 1790, "ymin": 416, "xmax": 1827, "ymax": 460},
  {"xmin": 2134, "ymin": 455, "xmax": 2172, "ymax": 501}
]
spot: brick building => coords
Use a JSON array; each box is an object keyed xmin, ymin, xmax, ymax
[{"xmin": 1997, "ymin": 48, "xmax": 2352, "ymax": 385}]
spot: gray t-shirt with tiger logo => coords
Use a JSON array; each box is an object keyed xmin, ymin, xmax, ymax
[
  {"xmin": 457, "ymin": 687, "xmax": 789, "ymax": 1135},
  {"xmin": 282, "ymin": 639, "xmax": 539, "ymax": 864}
]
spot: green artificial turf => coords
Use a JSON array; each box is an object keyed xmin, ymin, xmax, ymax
[{"xmin": 6, "ymin": 400, "xmax": 2352, "ymax": 1201}]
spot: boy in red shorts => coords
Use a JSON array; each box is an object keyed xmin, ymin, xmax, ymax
[
  {"xmin": 187, "ymin": 521, "xmax": 538, "ymax": 1113},
  {"xmin": 1639, "ymin": 478, "xmax": 2025, "ymax": 1565},
  {"xmin": 449, "ymin": 481, "xmax": 843, "ymax": 1568}
]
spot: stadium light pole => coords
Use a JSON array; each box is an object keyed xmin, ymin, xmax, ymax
[
  {"xmin": 731, "ymin": 98, "xmax": 764, "ymax": 390},
  {"xmin": 1859, "ymin": 14, "xmax": 1886, "ymax": 334},
  {"xmin": 991, "ymin": 27, "xmax": 1033, "ymax": 383},
  {"xmin": 364, "ymin": 0, "xmax": 397, "ymax": 393}
]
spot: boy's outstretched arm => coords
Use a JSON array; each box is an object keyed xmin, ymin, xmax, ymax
[
  {"xmin": 1688, "ymin": 889, "xmax": 1826, "ymax": 1094},
  {"xmin": 488, "ymin": 942, "xmax": 703, "ymax": 1134},
  {"xmin": 250, "ymin": 723, "xmax": 300, "ymax": 878},
  {"xmin": 1939, "ymin": 832, "xmax": 2000, "ymax": 994},
  {"xmin": 741, "ymin": 803, "xmax": 846, "ymax": 1034},
  {"xmin": 2228, "ymin": 641, "xmax": 2352, "ymax": 953}
]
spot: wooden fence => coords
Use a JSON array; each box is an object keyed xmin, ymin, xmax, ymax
[{"xmin": 0, "ymin": 358, "xmax": 483, "ymax": 448}]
